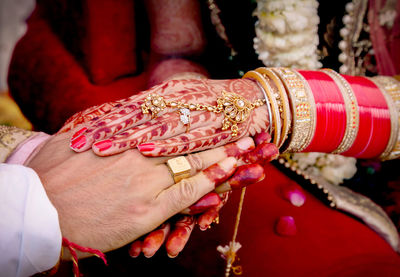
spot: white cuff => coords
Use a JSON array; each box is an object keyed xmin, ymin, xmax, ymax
[{"xmin": 0, "ymin": 164, "xmax": 62, "ymax": 277}]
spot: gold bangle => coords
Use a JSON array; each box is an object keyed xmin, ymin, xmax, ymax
[
  {"xmin": 369, "ymin": 76, "xmax": 400, "ymax": 160},
  {"xmin": 141, "ymin": 91, "xmax": 266, "ymax": 137},
  {"xmin": 243, "ymin": 70, "xmax": 281, "ymax": 145},
  {"xmin": 243, "ymin": 73, "xmax": 273, "ymax": 135},
  {"xmin": 271, "ymin": 67, "xmax": 316, "ymax": 153},
  {"xmin": 321, "ymin": 69, "xmax": 360, "ymax": 154},
  {"xmin": 256, "ymin": 67, "xmax": 292, "ymax": 148}
]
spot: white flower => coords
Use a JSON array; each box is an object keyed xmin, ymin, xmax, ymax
[
  {"xmin": 254, "ymin": 0, "xmax": 321, "ymax": 70},
  {"xmin": 321, "ymin": 158, "xmax": 357, "ymax": 185}
]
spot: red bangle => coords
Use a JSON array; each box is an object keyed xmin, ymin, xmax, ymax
[
  {"xmin": 298, "ymin": 70, "xmax": 346, "ymax": 153},
  {"xmin": 341, "ymin": 75, "xmax": 391, "ymax": 158}
]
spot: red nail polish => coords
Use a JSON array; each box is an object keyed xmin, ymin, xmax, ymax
[
  {"xmin": 189, "ymin": 193, "xmax": 221, "ymax": 215},
  {"xmin": 93, "ymin": 140, "xmax": 113, "ymax": 152},
  {"xmin": 129, "ymin": 240, "xmax": 142, "ymax": 258},
  {"xmin": 227, "ymin": 164, "xmax": 265, "ymax": 190},
  {"xmin": 137, "ymin": 143, "xmax": 155, "ymax": 152},
  {"xmin": 70, "ymin": 135, "xmax": 86, "ymax": 150},
  {"xmin": 71, "ymin": 127, "xmax": 87, "ymax": 140}
]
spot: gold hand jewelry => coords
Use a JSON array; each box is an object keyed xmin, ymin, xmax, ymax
[{"xmin": 141, "ymin": 91, "xmax": 266, "ymax": 137}]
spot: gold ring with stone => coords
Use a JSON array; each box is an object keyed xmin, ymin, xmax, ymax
[
  {"xmin": 178, "ymin": 108, "xmax": 191, "ymax": 133},
  {"xmin": 166, "ymin": 156, "xmax": 192, "ymax": 183}
]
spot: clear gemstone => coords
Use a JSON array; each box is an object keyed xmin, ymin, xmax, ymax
[
  {"xmin": 237, "ymin": 100, "xmax": 245, "ymax": 107},
  {"xmin": 230, "ymin": 111, "xmax": 237, "ymax": 118},
  {"xmin": 180, "ymin": 108, "xmax": 190, "ymax": 116},
  {"xmin": 226, "ymin": 106, "xmax": 234, "ymax": 113},
  {"xmin": 236, "ymin": 114, "xmax": 242, "ymax": 121},
  {"xmin": 180, "ymin": 115, "xmax": 189, "ymax": 124}
]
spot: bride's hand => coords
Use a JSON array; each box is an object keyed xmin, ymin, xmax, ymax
[
  {"xmin": 68, "ymin": 78, "xmax": 269, "ymax": 156},
  {"xmin": 127, "ymin": 132, "xmax": 279, "ymax": 258}
]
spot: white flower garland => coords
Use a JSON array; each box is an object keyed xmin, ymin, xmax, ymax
[{"xmin": 254, "ymin": 0, "xmax": 322, "ymax": 69}]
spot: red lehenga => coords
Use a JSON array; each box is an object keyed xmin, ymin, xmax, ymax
[{"xmin": 9, "ymin": 0, "xmax": 400, "ymax": 276}]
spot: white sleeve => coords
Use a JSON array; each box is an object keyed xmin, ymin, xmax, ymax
[{"xmin": 0, "ymin": 163, "xmax": 62, "ymax": 277}]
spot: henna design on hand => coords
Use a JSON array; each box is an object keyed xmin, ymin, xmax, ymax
[
  {"xmin": 165, "ymin": 215, "xmax": 196, "ymax": 258},
  {"xmin": 142, "ymin": 223, "xmax": 171, "ymax": 258},
  {"xmin": 70, "ymin": 79, "xmax": 268, "ymax": 156}
]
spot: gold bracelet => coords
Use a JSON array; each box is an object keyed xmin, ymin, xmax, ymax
[
  {"xmin": 141, "ymin": 91, "xmax": 266, "ymax": 137},
  {"xmin": 321, "ymin": 69, "xmax": 360, "ymax": 154},
  {"xmin": 243, "ymin": 70, "xmax": 282, "ymax": 145},
  {"xmin": 369, "ymin": 76, "xmax": 400, "ymax": 160},
  {"xmin": 271, "ymin": 68, "xmax": 316, "ymax": 153},
  {"xmin": 256, "ymin": 67, "xmax": 292, "ymax": 148},
  {"xmin": 243, "ymin": 73, "xmax": 273, "ymax": 135}
]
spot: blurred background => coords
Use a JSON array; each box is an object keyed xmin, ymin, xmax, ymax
[{"xmin": 0, "ymin": 0, "xmax": 34, "ymax": 129}]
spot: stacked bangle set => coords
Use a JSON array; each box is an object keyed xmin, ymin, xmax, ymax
[{"xmin": 243, "ymin": 67, "xmax": 400, "ymax": 160}]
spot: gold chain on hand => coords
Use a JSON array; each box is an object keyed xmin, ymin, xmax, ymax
[{"xmin": 141, "ymin": 91, "xmax": 266, "ymax": 137}]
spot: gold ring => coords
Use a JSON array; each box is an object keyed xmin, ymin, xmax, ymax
[
  {"xmin": 166, "ymin": 156, "xmax": 192, "ymax": 183},
  {"xmin": 178, "ymin": 108, "xmax": 191, "ymax": 133}
]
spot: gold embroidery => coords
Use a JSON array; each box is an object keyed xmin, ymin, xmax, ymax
[{"xmin": 0, "ymin": 125, "xmax": 34, "ymax": 162}]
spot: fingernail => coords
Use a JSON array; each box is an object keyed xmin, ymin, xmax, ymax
[
  {"xmin": 188, "ymin": 193, "xmax": 221, "ymax": 215},
  {"xmin": 72, "ymin": 127, "xmax": 87, "ymax": 140},
  {"xmin": 70, "ymin": 135, "xmax": 86, "ymax": 150},
  {"xmin": 245, "ymin": 143, "xmax": 279, "ymax": 164},
  {"xmin": 227, "ymin": 164, "xmax": 265, "ymax": 190},
  {"xmin": 129, "ymin": 240, "xmax": 142, "ymax": 258},
  {"xmin": 199, "ymin": 225, "xmax": 208, "ymax": 231},
  {"xmin": 137, "ymin": 143, "xmax": 155, "ymax": 152},
  {"xmin": 93, "ymin": 139, "xmax": 113, "ymax": 152},
  {"xmin": 275, "ymin": 216, "xmax": 297, "ymax": 236},
  {"xmin": 283, "ymin": 185, "xmax": 306, "ymax": 207},
  {"xmin": 167, "ymin": 253, "xmax": 178, "ymax": 258},
  {"xmin": 236, "ymin": 137, "xmax": 255, "ymax": 150}
]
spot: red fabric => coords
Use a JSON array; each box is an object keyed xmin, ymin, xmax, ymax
[
  {"xmin": 8, "ymin": 5, "xmax": 148, "ymax": 133},
  {"xmin": 178, "ymin": 164, "xmax": 400, "ymax": 276},
  {"xmin": 368, "ymin": 0, "xmax": 400, "ymax": 76},
  {"xmin": 81, "ymin": 0, "xmax": 137, "ymax": 84}
]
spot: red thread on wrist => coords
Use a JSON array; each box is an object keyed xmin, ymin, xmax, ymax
[
  {"xmin": 298, "ymin": 70, "xmax": 346, "ymax": 152},
  {"xmin": 62, "ymin": 237, "xmax": 107, "ymax": 277},
  {"xmin": 341, "ymin": 75, "xmax": 391, "ymax": 158}
]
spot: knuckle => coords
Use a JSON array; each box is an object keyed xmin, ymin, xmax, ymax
[
  {"xmin": 178, "ymin": 178, "xmax": 198, "ymax": 203},
  {"xmin": 169, "ymin": 178, "xmax": 198, "ymax": 211},
  {"xmin": 186, "ymin": 154, "xmax": 204, "ymax": 173}
]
